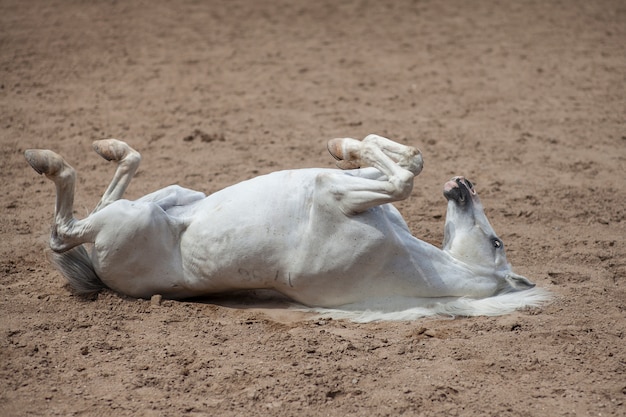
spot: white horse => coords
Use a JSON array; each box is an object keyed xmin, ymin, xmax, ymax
[{"xmin": 25, "ymin": 134, "xmax": 550, "ymax": 321}]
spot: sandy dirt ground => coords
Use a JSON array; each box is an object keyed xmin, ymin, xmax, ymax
[{"xmin": 1, "ymin": 0, "xmax": 625, "ymax": 415}]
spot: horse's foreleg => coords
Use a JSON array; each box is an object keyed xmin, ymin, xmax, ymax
[
  {"xmin": 92, "ymin": 139, "xmax": 141, "ymax": 213},
  {"xmin": 328, "ymin": 134, "xmax": 423, "ymax": 176},
  {"xmin": 315, "ymin": 172, "xmax": 412, "ymax": 215},
  {"xmin": 323, "ymin": 135, "xmax": 423, "ymax": 214},
  {"xmin": 362, "ymin": 134, "xmax": 423, "ymax": 176}
]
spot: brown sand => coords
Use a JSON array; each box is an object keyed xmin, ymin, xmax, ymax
[{"xmin": 1, "ymin": 0, "xmax": 624, "ymax": 415}]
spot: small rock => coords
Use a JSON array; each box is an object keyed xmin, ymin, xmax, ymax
[
  {"xmin": 423, "ymin": 329, "xmax": 437, "ymax": 338},
  {"xmin": 246, "ymin": 388, "xmax": 259, "ymax": 400},
  {"xmin": 151, "ymin": 294, "xmax": 163, "ymax": 306}
]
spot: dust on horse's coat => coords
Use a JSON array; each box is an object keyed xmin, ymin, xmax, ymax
[{"xmin": 25, "ymin": 135, "xmax": 550, "ymax": 321}]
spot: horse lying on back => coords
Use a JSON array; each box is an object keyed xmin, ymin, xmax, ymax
[{"xmin": 25, "ymin": 134, "xmax": 550, "ymax": 322}]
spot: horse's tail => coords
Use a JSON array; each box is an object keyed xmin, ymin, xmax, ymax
[{"xmin": 50, "ymin": 245, "xmax": 107, "ymax": 296}]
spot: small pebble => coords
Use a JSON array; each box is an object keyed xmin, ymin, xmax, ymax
[
  {"xmin": 151, "ymin": 294, "xmax": 162, "ymax": 306},
  {"xmin": 423, "ymin": 329, "xmax": 437, "ymax": 338}
]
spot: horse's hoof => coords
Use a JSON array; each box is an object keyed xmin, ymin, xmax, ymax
[
  {"xmin": 327, "ymin": 138, "xmax": 361, "ymax": 169},
  {"xmin": 93, "ymin": 139, "xmax": 134, "ymax": 162},
  {"xmin": 24, "ymin": 149, "xmax": 66, "ymax": 177}
]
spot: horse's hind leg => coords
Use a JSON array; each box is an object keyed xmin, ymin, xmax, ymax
[
  {"xmin": 25, "ymin": 149, "xmax": 76, "ymax": 227},
  {"xmin": 136, "ymin": 185, "xmax": 206, "ymax": 212},
  {"xmin": 24, "ymin": 149, "xmax": 95, "ymax": 252},
  {"xmin": 94, "ymin": 139, "xmax": 204, "ymax": 213},
  {"xmin": 92, "ymin": 139, "xmax": 141, "ymax": 212},
  {"xmin": 25, "ymin": 149, "xmax": 105, "ymax": 294}
]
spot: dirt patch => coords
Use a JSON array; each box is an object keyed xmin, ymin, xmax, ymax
[{"xmin": 1, "ymin": 0, "xmax": 624, "ymax": 415}]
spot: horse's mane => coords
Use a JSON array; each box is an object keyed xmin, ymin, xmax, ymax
[{"xmin": 298, "ymin": 288, "xmax": 553, "ymax": 323}]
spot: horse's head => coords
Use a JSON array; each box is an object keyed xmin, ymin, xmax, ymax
[{"xmin": 442, "ymin": 176, "xmax": 535, "ymax": 293}]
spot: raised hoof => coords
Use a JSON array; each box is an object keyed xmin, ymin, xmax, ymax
[
  {"xmin": 327, "ymin": 138, "xmax": 361, "ymax": 170},
  {"xmin": 24, "ymin": 149, "xmax": 67, "ymax": 177},
  {"xmin": 93, "ymin": 139, "xmax": 136, "ymax": 162}
]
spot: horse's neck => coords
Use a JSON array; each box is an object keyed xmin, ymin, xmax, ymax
[{"xmin": 401, "ymin": 235, "xmax": 499, "ymax": 297}]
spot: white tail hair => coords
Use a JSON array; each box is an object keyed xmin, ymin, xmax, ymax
[{"xmin": 49, "ymin": 245, "xmax": 106, "ymax": 296}]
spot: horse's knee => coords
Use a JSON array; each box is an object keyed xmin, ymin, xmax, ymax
[
  {"xmin": 403, "ymin": 149, "xmax": 423, "ymax": 176},
  {"xmin": 390, "ymin": 171, "xmax": 415, "ymax": 200},
  {"xmin": 362, "ymin": 133, "xmax": 385, "ymax": 144}
]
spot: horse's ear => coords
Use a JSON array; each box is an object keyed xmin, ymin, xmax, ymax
[{"xmin": 505, "ymin": 272, "xmax": 535, "ymax": 290}]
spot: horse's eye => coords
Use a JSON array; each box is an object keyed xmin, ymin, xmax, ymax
[{"xmin": 492, "ymin": 238, "xmax": 502, "ymax": 249}]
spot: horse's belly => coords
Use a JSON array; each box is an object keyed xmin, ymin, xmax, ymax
[
  {"xmin": 178, "ymin": 168, "xmax": 419, "ymax": 304},
  {"xmin": 179, "ymin": 171, "xmax": 318, "ymax": 292},
  {"xmin": 180, "ymin": 206, "xmax": 402, "ymax": 304}
]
